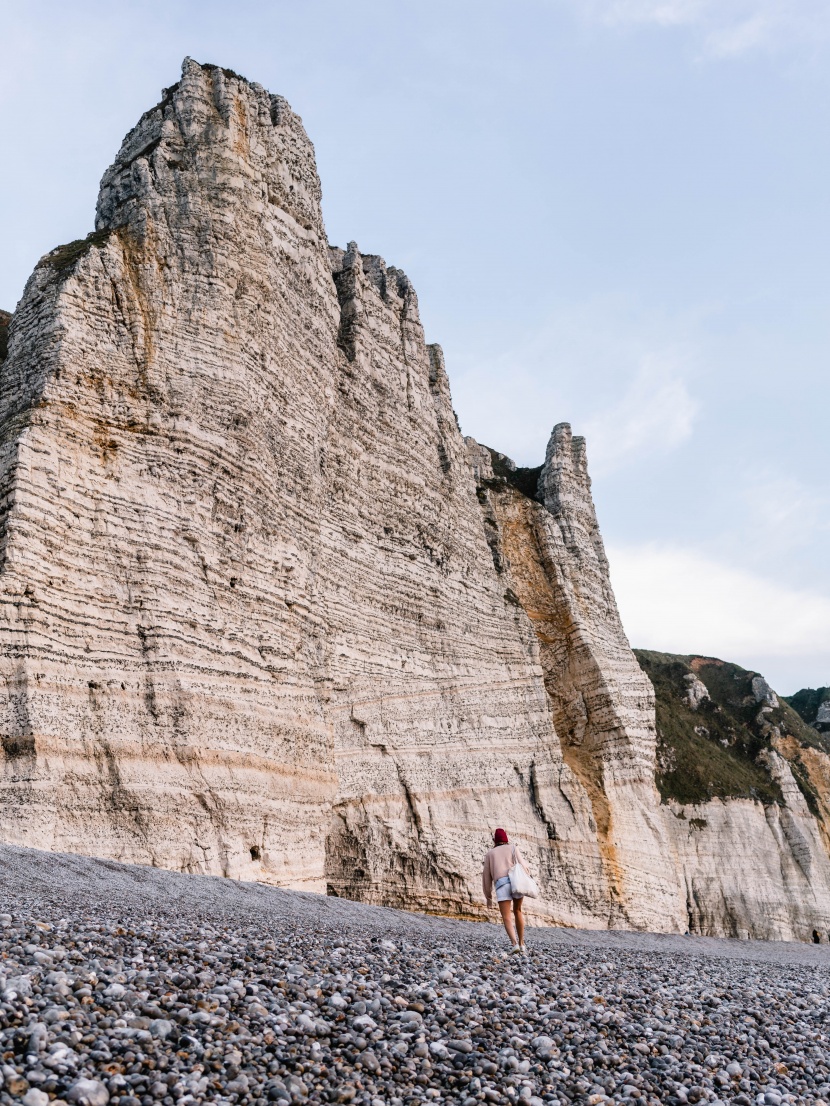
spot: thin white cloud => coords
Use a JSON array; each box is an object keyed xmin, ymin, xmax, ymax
[
  {"xmin": 737, "ymin": 471, "xmax": 830, "ymax": 556},
  {"xmin": 608, "ymin": 541, "xmax": 830, "ymax": 690},
  {"xmin": 451, "ymin": 295, "xmax": 705, "ymax": 467},
  {"xmin": 594, "ymin": 0, "xmax": 710, "ymax": 27},
  {"xmin": 580, "ymin": 0, "xmax": 830, "ymax": 58},
  {"xmin": 583, "ymin": 358, "xmax": 698, "ymax": 475}
]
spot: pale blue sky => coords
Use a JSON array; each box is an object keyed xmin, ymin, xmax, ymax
[{"xmin": 2, "ymin": 0, "xmax": 828, "ymax": 693}]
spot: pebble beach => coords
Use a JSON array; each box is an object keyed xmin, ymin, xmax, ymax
[{"xmin": 1, "ymin": 845, "xmax": 829, "ymax": 1106}]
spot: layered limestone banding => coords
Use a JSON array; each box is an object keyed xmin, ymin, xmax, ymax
[
  {"xmin": 0, "ymin": 64, "xmax": 339, "ymax": 888},
  {"xmin": 634, "ymin": 651, "xmax": 830, "ymax": 939},
  {"xmin": 0, "ymin": 59, "xmax": 602, "ymax": 919},
  {"xmin": 467, "ymin": 433, "xmax": 684, "ymax": 931},
  {"xmin": 664, "ymin": 756, "xmax": 830, "ymax": 941},
  {"xmin": 2, "ymin": 59, "xmax": 830, "ymax": 939}
]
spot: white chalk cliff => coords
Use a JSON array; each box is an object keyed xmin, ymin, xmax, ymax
[{"xmin": 2, "ymin": 59, "xmax": 829, "ymax": 940}]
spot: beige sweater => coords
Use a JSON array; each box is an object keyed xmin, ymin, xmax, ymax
[{"xmin": 482, "ymin": 842, "xmax": 526, "ymax": 904}]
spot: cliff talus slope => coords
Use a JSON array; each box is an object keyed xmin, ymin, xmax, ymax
[{"xmin": 2, "ymin": 59, "xmax": 830, "ymax": 939}]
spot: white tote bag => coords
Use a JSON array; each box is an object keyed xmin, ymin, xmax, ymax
[{"xmin": 508, "ymin": 845, "xmax": 539, "ymax": 899}]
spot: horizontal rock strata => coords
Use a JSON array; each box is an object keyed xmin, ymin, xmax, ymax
[
  {"xmin": 2, "ymin": 59, "xmax": 830, "ymax": 940},
  {"xmin": 0, "ymin": 59, "xmax": 604, "ymax": 921}
]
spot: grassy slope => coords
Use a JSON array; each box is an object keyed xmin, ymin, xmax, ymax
[
  {"xmin": 635, "ymin": 650, "xmax": 829, "ymax": 809},
  {"xmin": 785, "ymin": 687, "xmax": 830, "ymax": 732}
]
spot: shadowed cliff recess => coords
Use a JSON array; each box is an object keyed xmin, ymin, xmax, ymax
[{"xmin": 2, "ymin": 59, "xmax": 830, "ymax": 940}]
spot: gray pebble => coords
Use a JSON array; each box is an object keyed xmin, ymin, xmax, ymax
[{"xmin": 66, "ymin": 1079, "xmax": 109, "ymax": 1106}]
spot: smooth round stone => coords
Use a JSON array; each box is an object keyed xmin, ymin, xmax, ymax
[
  {"xmin": 23, "ymin": 1091, "xmax": 50, "ymax": 1106},
  {"xmin": 66, "ymin": 1079, "xmax": 110, "ymax": 1106}
]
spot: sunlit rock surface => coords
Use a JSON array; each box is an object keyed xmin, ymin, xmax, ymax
[{"xmin": 2, "ymin": 59, "xmax": 830, "ymax": 939}]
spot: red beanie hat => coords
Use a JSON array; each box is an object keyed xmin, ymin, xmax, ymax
[{"xmin": 494, "ymin": 828, "xmax": 508, "ymax": 845}]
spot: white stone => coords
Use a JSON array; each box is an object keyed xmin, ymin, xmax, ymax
[
  {"xmin": 684, "ymin": 674, "xmax": 711, "ymax": 710},
  {"xmin": 66, "ymin": 1080, "xmax": 109, "ymax": 1106}
]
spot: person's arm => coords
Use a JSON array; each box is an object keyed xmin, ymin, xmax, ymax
[{"xmin": 482, "ymin": 852, "xmax": 493, "ymax": 906}]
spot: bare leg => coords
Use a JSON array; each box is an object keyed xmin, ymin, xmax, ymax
[
  {"xmin": 513, "ymin": 898, "xmax": 525, "ymax": 946},
  {"xmin": 498, "ymin": 899, "xmax": 518, "ymax": 945}
]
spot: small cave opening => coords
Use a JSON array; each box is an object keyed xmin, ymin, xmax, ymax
[
  {"xmin": 249, "ymin": 845, "xmax": 261, "ymax": 861},
  {"xmin": 812, "ymin": 929, "xmax": 821, "ymax": 944}
]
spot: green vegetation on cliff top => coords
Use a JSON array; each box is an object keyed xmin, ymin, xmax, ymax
[
  {"xmin": 634, "ymin": 649, "xmax": 828, "ymax": 809},
  {"xmin": 40, "ymin": 230, "xmax": 112, "ymax": 275},
  {"xmin": 485, "ymin": 447, "xmax": 543, "ymax": 501},
  {"xmin": 785, "ymin": 686, "xmax": 830, "ymax": 732}
]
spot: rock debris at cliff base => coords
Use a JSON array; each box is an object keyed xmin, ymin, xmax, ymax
[{"xmin": 2, "ymin": 848, "xmax": 830, "ymax": 1106}]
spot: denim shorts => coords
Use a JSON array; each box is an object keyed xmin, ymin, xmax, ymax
[{"xmin": 495, "ymin": 875, "xmax": 517, "ymax": 902}]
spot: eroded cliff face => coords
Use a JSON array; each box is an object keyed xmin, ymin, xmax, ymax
[
  {"xmin": 0, "ymin": 311, "xmax": 10, "ymax": 364},
  {"xmin": 467, "ymin": 434, "xmax": 684, "ymax": 932},
  {"xmin": 0, "ymin": 59, "xmax": 607, "ymax": 922},
  {"xmin": 315, "ymin": 246, "xmax": 607, "ymax": 922},
  {"xmin": 468, "ymin": 451, "xmax": 830, "ymax": 942},
  {"xmin": 2, "ymin": 59, "xmax": 829, "ymax": 939},
  {"xmin": 0, "ymin": 62, "xmax": 339, "ymax": 888}
]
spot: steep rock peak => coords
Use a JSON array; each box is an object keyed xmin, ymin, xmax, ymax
[
  {"xmin": 329, "ymin": 241, "xmax": 418, "ymax": 306},
  {"xmin": 537, "ymin": 421, "xmax": 607, "ymax": 568},
  {"xmin": 538, "ymin": 421, "xmax": 589, "ymax": 509},
  {"xmin": 329, "ymin": 240, "xmax": 423, "ymax": 364},
  {"xmin": 95, "ymin": 57, "xmax": 325, "ymax": 245},
  {"xmin": 464, "ymin": 437, "xmax": 494, "ymax": 484}
]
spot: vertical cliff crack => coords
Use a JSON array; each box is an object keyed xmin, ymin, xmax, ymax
[
  {"xmin": 399, "ymin": 291, "xmax": 415, "ymax": 413},
  {"xmin": 396, "ymin": 763, "xmax": 423, "ymax": 838},
  {"xmin": 427, "ymin": 346, "xmax": 452, "ymax": 475},
  {"xmin": 528, "ymin": 761, "xmax": 558, "ymax": 840}
]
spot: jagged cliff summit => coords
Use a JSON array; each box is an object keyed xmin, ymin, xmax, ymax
[{"xmin": 2, "ymin": 59, "xmax": 830, "ymax": 941}]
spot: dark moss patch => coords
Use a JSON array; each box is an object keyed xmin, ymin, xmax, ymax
[
  {"xmin": 159, "ymin": 81, "xmax": 181, "ymax": 111},
  {"xmin": 40, "ymin": 230, "xmax": 112, "ymax": 275},
  {"xmin": 484, "ymin": 446, "xmax": 543, "ymax": 501},
  {"xmin": 0, "ymin": 310, "xmax": 11, "ymax": 364},
  {"xmin": 509, "ymin": 464, "xmax": 543, "ymax": 499},
  {"xmin": 202, "ymin": 62, "xmax": 248, "ymax": 83},
  {"xmin": 635, "ymin": 649, "xmax": 788, "ymax": 806},
  {"xmin": 785, "ymin": 687, "xmax": 830, "ymax": 733}
]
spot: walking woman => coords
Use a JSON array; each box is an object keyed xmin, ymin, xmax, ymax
[{"xmin": 482, "ymin": 827, "xmax": 528, "ymax": 954}]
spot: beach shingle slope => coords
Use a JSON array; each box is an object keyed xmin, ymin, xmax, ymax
[{"xmin": 1, "ymin": 846, "xmax": 830, "ymax": 1106}]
